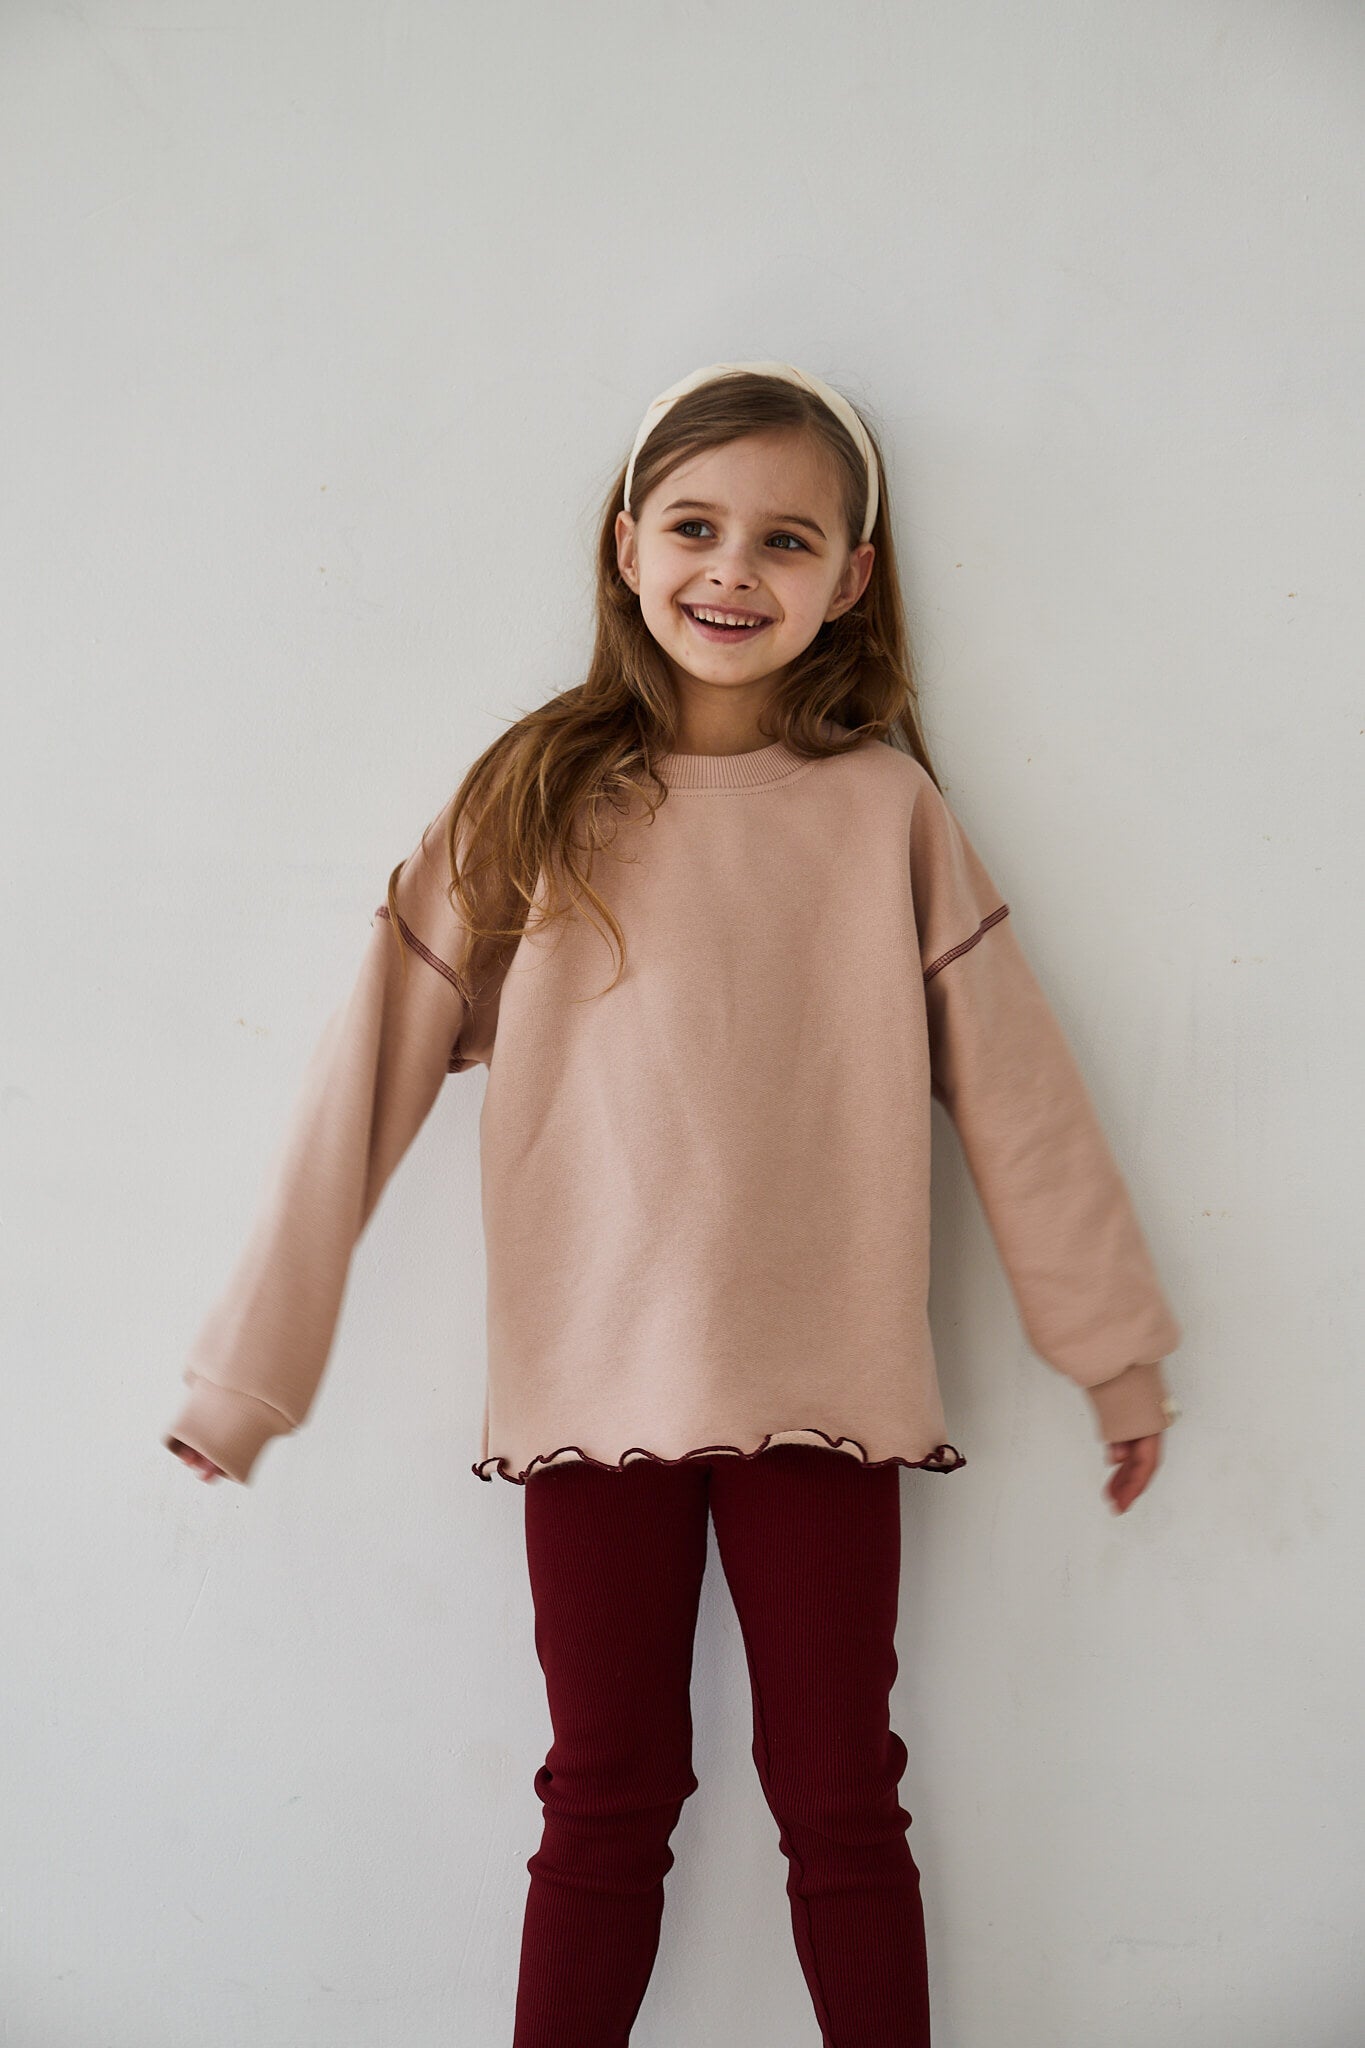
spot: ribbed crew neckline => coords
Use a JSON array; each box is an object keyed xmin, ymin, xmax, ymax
[{"xmin": 654, "ymin": 718, "xmax": 845, "ymax": 791}]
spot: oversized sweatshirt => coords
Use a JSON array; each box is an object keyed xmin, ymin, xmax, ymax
[{"xmin": 162, "ymin": 720, "xmax": 1182, "ymax": 1487}]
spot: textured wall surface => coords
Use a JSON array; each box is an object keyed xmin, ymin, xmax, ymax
[{"xmin": 3, "ymin": 1, "xmax": 1361, "ymax": 2042}]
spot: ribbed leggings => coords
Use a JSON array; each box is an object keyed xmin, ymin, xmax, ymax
[{"xmin": 512, "ymin": 1442, "xmax": 932, "ymax": 2046}]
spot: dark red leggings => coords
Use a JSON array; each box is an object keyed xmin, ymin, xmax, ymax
[{"xmin": 512, "ymin": 1443, "xmax": 932, "ymax": 2046}]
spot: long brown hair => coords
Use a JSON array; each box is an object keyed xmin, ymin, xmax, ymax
[{"xmin": 385, "ymin": 367, "xmax": 945, "ymax": 1002}]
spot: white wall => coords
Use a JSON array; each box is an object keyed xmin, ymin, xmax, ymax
[{"xmin": 4, "ymin": 2, "xmax": 1361, "ymax": 2042}]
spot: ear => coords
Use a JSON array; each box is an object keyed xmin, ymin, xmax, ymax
[
  {"xmin": 615, "ymin": 509, "xmax": 639, "ymax": 591},
  {"xmin": 825, "ymin": 541, "xmax": 875, "ymax": 621}
]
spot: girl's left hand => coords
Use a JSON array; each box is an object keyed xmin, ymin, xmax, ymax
[{"xmin": 1103, "ymin": 1432, "xmax": 1163, "ymax": 1514}]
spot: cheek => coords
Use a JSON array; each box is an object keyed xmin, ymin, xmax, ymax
[
  {"xmin": 779, "ymin": 587, "xmax": 823, "ymax": 628},
  {"xmin": 638, "ymin": 561, "xmax": 678, "ymax": 604}
]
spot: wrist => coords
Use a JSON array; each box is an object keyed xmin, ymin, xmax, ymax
[{"xmin": 1085, "ymin": 1359, "xmax": 1175, "ymax": 1443}]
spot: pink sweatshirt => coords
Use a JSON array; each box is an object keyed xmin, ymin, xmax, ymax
[{"xmin": 163, "ymin": 721, "xmax": 1181, "ymax": 1486}]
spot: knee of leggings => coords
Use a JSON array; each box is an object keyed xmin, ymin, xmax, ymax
[
  {"xmin": 534, "ymin": 1759, "xmax": 701, "ymax": 1818},
  {"xmin": 751, "ymin": 1735, "xmax": 912, "ymax": 1837}
]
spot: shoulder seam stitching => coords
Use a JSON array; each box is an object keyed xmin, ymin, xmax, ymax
[
  {"xmin": 923, "ymin": 902, "xmax": 1010, "ymax": 982},
  {"xmin": 374, "ymin": 903, "xmax": 461, "ymax": 991}
]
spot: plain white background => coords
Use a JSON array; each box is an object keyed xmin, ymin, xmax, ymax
[{"xmin": 3, "ymin": 2, "xmax": 1361, "ymax": 2042}]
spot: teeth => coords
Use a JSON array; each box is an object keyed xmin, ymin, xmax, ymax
[{"xmin": 690, "ymin": 607, "xmax": 765, "ymax": 628}]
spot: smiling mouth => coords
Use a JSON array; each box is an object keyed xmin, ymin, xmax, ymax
[{"xmin": 681, "ymin": 604, "xmax": 774, "ymax": 641}]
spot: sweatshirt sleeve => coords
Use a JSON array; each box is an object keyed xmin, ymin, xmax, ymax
[
  {"xmin": 163, "ymin": 793, "xmax": 486, "ymax": 1484},
  {"xmin": 910, "ymin": 772, "xmax": 1182, "ymax": 1445}
]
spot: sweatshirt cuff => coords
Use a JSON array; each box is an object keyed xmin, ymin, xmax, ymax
[
  {"xmin": 1084, "ymin": 1360, "xmax": 1170, "ymax": 1444},
  {"xmin": 163, "ymin": 1377, "xmax": 296, "ymax": 1485}
]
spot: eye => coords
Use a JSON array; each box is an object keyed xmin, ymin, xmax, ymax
[{"xmin": 674, "ymin": 520, "xmax": 808, "ymax": 552}]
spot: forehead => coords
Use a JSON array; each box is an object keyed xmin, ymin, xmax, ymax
[{"xmin": 654, "ymin": 430, "xmax": 841, "ymax": 521}]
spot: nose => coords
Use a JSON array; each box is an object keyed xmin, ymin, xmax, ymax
[{"xmin": 705, "ymin": 540, "xmax": 763, "ymax": 592}]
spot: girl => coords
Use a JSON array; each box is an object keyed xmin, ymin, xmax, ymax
[{"xmin": 165, "ymin": 360, "xmax": 1182, "ymax": 2046}]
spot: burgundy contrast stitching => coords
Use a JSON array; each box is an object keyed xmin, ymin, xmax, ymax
[
  {"xmin": 923, "ymin": 902, "xmax": 1009, "ymax": 982},
  {"xmin": 470, "ymin": 1431, "xmax": 967, "ymax": 1484},
  {"xmin": 374, "ymin": 903, "xmax": 461, "ymax": 991}
]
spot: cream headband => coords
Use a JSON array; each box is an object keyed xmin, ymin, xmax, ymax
[{"xmin": 622, "ymin": 359, "xmax": 880, "ymax": 545}]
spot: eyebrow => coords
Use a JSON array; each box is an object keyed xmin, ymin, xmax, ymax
[{"xmin": 660, "ymin": 498, "xmax": 827, "ymax": 543}]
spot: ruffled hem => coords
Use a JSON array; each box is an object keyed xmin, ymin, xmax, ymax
[{"xmin": 471, "ymin": 1428, "xmax": 967, "ymax": 1485}]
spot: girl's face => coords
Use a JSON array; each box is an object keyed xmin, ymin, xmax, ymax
[{"xmin": 616, "ymin": 429, "xmax": 874, "ymax": 720}]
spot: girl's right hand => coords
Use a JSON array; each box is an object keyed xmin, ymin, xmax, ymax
[{"xmin": 167, "ymin": 1438, "xmax": 228, "ymax": 1483}]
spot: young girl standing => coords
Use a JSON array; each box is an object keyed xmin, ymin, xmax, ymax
[{"xmin": 165, "ymin": 360, "xmax": 1182, "ymax": 2046}]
